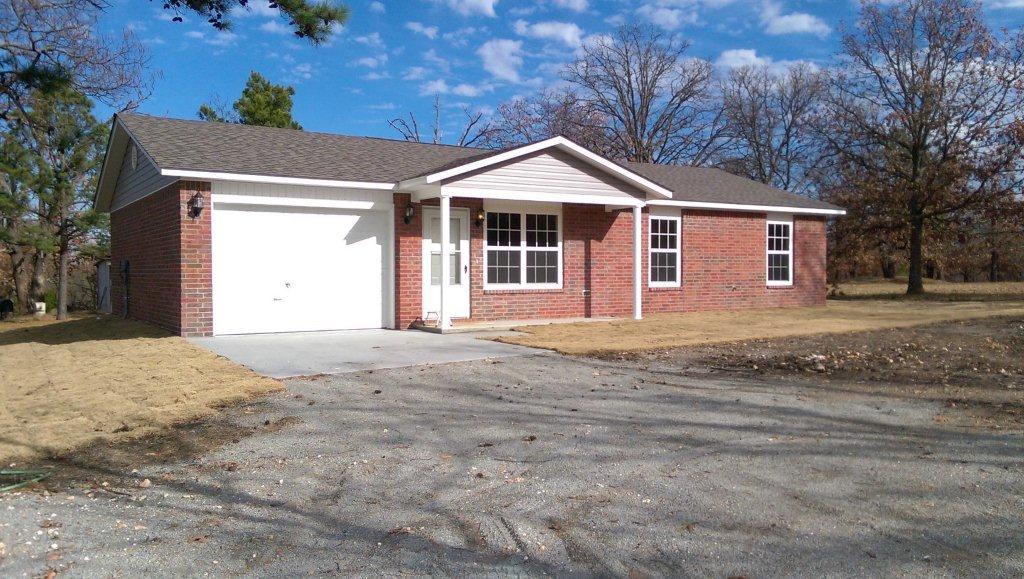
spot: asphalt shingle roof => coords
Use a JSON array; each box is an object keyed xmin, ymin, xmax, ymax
[
  {"xmin": 118, "ymin": 113, "xmax": 488, "ymax": 183},
  {"xmin": 624, "ymin": 162, "xmax": 842, "ymax": 211},
  {"xmin": 117, "ymin": 113, "xmax": 842, "ymax": 212}
]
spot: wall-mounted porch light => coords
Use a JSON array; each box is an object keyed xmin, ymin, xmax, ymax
[
  {"xmin": 475, "ymin": 208, "xmax": 485, "ymax": 227},
  {"xmin": 403, "ymin": 203, "xmax": 415, "ymax": 225},
  {"xmin": 188, "ymin": 192, "xmax": 205, "ymax": 218}
]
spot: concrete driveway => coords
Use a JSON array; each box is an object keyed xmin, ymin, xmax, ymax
[{"xmin": 189, "ymin": 329, "xmax": 536, "ymax": 378}]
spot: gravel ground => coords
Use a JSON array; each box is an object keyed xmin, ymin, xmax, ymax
[{"xmin": 2, "ymin": 352, "xmax": 1022, "ymax": 577}]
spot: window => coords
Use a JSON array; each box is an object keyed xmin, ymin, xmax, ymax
[
  {"xmin": 526, "ymin": 214, "xmax": 558, "ymax": 283},
  {"xmin": 649, "ymin": 216, "xmax": 680, "ymax": 286},
  {"xmin": 485, "ymin": 208, "xmax": 561, "ymax": 288},
  {"xmin": 429, "ymin": 217, "xmax": 462, "ymax": 286},
  {"xmin": 767, "ymin": 220, "xmax": 793, "ymax": 286}
]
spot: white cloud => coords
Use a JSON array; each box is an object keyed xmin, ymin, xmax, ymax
[
  {"xmin": 420, "ymin": 79, "xmax": 450, "ymax": 95},
  {"xmin": 715, "ymin": 48, "xmax": 820, "ymax": 74},
  {"xmin": 715, "ymin": 48, "xmax": 771, "ymax": 69},
  {"xmin": 259, "ymin": 20, "xmax": 292, "ymax": 35},
  {"xmin": 355, "ymin": 32, "xmax": 385, "ymax": 49},
  {"xmin": 423, "ymin": 48, "xmax": 451, "ymax": 72},
  {"xmin": 369, "ymin": 102, "xmax": 397, "ymax": 110},
  {"xmin": 512, "ymin": 20, "xmax": 583, "ymax": 47},
  {"xmin": 403, "ymin": 66, "xmax": 428, "ymax": 80},
  {"xmin": 636, "ymin": 4, "xmax": 698, "ymax": 31},
  {"xmin": 405, "ymin": 21, "xmax": 439, "ymax": 39},
  {"xmin": 184, "ymin": 29, "xmax": 238, "ymax": 46},
  {"xmin": 353, "ymin": 54, "xmax": 389, "ymax": 68},
  {"xmin": 417, "ymin": 79, "xmax": 491, "ymax": 97},
  {"xmin": 435, "ymin": 0, "xmax": 498, "ymax": 17},
  {"xmin": 442, "ymin": 26, "xmax": 480, "ymax": 47},
  {"xmin": 369, "ymin": 1, "xmax": 386, "ymax": 13},
  {"xmin": 991, "ymin": 0, "xmax": 1024, "ymax": 6},
  {"xmin": 363, "ymin": 71, "xmax": 391, "ymax": 80},
  {"xmin": 477, "ymin": 38, "xmax": 523, "ymax": 82},
  {"xmin": 292, "ymin": 62, "xmax": 314, "ymax": 80},
  {"xmin": 452, "ymin": 82, "xmax": 490, "ymax": 97},
  {"xmin": 553, "ymin": 0, "xmax": 588, "ymax": 11},
  {"xmin": 760, "ymin": 1, "xmax": 831, "ymax": 37}
]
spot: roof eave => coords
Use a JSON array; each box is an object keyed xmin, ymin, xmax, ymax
[
  {"xmin": 646, "ymin": 198, "xmax": 846, "ymax": 216},
  {"xmin": 93, "ymin": 116, "xmax": 130, "ymax": 212}
]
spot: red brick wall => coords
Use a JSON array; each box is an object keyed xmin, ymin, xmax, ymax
[
  {"xmin": 179, "ymin": 181, "xmax": 213, "ymax": 336},
  {"xmin": 392, "ymin": 197, "xmax": 827, "ymax": 327},
  {"xmin": 110, "ymin": 181, "xmax": 213, "ymax": 336},
  {"xmin": 645, "ymin": 211, "xmax": 826, "ymax": 312}
]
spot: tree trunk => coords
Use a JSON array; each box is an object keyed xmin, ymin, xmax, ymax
[
  {"xmin": 907, "ymin": 217, "xmax": 925, "ymax": 295},
  {"xmin": 989, "ymin": 249, "xmax": 999, "ymax": 282},
  {"xmin": 880, "ymin": 253, "xmax": 896, "ymax": 279},
  {"xmin": 28, "ymin": 249, "xmax": 48, "ymax": 312},
  {"xmin": 8, "ymin": 248, "xmax": 28, "ymax": 308},
  {"xmin": 56, "ymin": 244, "xmax": 70, "ymax": 320}
]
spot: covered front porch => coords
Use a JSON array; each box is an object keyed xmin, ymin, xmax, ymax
[{"xmin": 392, "ymin": 137, "xmax": 675, "ymax": 331}]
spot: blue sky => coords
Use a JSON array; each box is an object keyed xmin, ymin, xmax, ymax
[{"xmin": 97, "ymin": 0, "xmax": 1024, "ymax": 141}]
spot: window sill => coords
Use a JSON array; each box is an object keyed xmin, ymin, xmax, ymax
[
  {"xmin": 648, "ymin": 284, "xmax": 682, "ymax": 292},
  {"xmin": 484, "ymin": 286, "xmax": 564, "ymax": 294},
  {"xmin": 766, "ymin": 283, "xmax": 794, "ymax": 289}
]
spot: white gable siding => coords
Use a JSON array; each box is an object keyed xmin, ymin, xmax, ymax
[
  {"xmin": 441, "ymin": 149, "xmax": 644, "ymax": 201},
  {"xmin": 110, "ymin": 141, "xmax": 176, "ymax": 212}
]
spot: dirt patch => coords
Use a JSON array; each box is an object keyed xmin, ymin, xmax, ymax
[
  {"xmin": 640, "ymin": 316, "xmax": 1024, "ymax": 429},
  {"xmin": 0, "ymin": 314, "xmax": 282, "ymax": 465},
  {"xmin": 496, "ymin": 299, "xmax": 1024, "ymax": 355}
]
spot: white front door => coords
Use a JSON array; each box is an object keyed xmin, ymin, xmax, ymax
[{"xmin": 422, "ymin": 207, "xmax": 470, "ymax": 321}]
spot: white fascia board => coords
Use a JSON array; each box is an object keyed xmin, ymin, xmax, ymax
[
  {"xmin": 437, "ymin": 186, "xmax": 644, "ymax": 207},
  {"xmin": 647, "ymin": 199, "xmax": 846, "ymax": 216},
  {"xmin": 405, "ymin": 137, "xmax": 674, "ymax": 199},
  {"xmin": 211, "ymin": 193, "xmax": 390, "ymax": 211},
  {"xmin": 162, "ymin": 168, "xmax": 396, "ymax": 190}
]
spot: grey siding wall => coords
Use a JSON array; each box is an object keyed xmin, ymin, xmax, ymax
[{"xmin": 110, "ymin": 141, "xmax": 177, "ymax": 212}]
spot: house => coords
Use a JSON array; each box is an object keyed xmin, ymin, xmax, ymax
[{"xmin": 93, "ymin": 114, "xmax": 845, "ymax": 337}]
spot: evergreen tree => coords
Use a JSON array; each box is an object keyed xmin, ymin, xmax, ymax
[{"xmin": 199, "ymin": 72, "xmax": 303, "ymax": 130}]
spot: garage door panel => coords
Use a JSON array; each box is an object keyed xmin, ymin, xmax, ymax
[{"xmin": 212, "ymin": 203, "xmax": 388, "ymax": 335}]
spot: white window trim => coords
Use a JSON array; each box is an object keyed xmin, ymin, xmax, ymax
[
  {"xmin": 766, "ymin": 218, "xmax": 794, "ymax": 287},
  {"xmin": 648, "ymin": 214, "xmax": 681, "ymax": 288},
  {"xmin": 483, "ymin": 203, "xmax": 563, "ymax": 291}
]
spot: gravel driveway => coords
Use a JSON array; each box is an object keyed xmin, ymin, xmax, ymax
[{"xmin": 2, "ymin": 352, "xmax": 1022, "ymax": 576}]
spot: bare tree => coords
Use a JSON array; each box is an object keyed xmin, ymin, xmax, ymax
[
  {"xmin": 563, "ymin": 24, "xmax": 729, "ymax": 164},
  {"xmin": 0, "ymin": 0, "xmax": 151, "ymax": 117},
  {"xmin": 482, "ymin": 88, "xmax": 610, "ymax": 152},
  {"xmin": 821, "ymin": 0, "xmax": 1024, "ymax": 295},
  {"xmin": 720, "ymin": 63, "xmax": 825, "ymax": 195},
  {"xmin": 389, "ymin": 95, "xmax": 490, "ymax": 147}
]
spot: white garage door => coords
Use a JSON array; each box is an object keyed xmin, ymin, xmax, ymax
[{"xmin": 212, "ymin": 203, "xmax": 389, "ymax": 335}]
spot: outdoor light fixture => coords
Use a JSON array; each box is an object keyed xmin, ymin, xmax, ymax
[
  {"xmin": 403, "ymin": 203, "xmax": 415, "ymax": 224},
  {"xmin": 475, "ymin": 209, "xmax": 485, "ymax": 227},
  {"xmin": 188, "ymin": 192, "xmax": 205, "ymax": 218}
]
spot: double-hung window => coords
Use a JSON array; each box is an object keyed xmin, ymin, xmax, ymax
[
  {"xmin": 649, "ymin": 215, "xmax": 681, "ymax": 287},
  {"xmin": 766, "ymin": 219, "xmax": 793, "ymax": 286},
  {"xmin": 485, "ymin": 207, "xmax": 561, "ymax": 288}
]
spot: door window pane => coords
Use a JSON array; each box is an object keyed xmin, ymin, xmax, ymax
[{"xmin": 430, "ymin": 253, "xmax": 462, "ymax": 286}]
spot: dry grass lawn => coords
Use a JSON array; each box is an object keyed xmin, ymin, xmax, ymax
[
  {"xmin": 0, "ymin": 314, "xmax": 281, "ymax": 464},
  {"xmin": 496, "ymin": 299, "xmax": 1024, "ymax": 356},
  {"xmin": 832, "ymin": 278, "xmax": 1024, "ymax": 300}
]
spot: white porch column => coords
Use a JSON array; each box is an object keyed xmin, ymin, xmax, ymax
[
  {"xmin": 439, "ymin": 194, "xmax": 452, "ymax": 330},
  {"xmin": 633, "ymin": 205, "xmax": 642, "ymax": 320}
]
